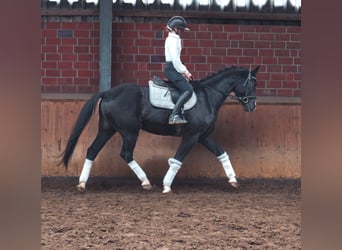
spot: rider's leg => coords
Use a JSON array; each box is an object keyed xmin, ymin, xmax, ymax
[
  {"xmin": 164, "ymin": 63, "xmax": 193, "ymax": 124},
  {"xmin": 168, "ymin": 91, "xmax": 191, "ymax": 124}
]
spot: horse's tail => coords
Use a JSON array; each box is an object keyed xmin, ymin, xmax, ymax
[{"xmin": 58, "ymin": 91, "xmax": 105, "ymax": 169}]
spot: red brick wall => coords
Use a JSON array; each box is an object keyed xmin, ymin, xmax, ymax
[
  {"xmin": 41, "ymin": 21, "xmax": 301, "ymax": 97},
  {"xmin": 41, "ymin": 22, "xmax": 100, "ymax": 93}
]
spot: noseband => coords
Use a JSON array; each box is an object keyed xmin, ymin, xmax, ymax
[{"xmin": 230, "ymin": 71, "xmax": 256, "ymax": 104}]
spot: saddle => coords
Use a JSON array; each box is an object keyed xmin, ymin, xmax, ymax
[{"xmin": 148, "ymin": 76, "xmax": 197, "ymax": 110}]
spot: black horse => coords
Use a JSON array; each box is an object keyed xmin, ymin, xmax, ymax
[{"xmin": 59, "ymin": 65, "xmax": 260, "ymax": 193}]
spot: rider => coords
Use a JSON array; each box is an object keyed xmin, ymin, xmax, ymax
[{"xmin": 164, "ymin": 16, "xmax": 193, "ymax": 125}]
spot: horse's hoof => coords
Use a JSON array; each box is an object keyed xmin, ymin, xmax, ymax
[
  {"xmin": 76, "ymin": 182, "xmax": 86, "ymax": 192},
  {"xmin": 162, "ymin": 185, "xmax": 172, "ymax": 194},
  {"xmin": 141, "ymin": 180, "xmax": 152, "ymax": 190},
  {"xmin": 229, "ymin": 181, "xmax": 239, "ymax": 188}
]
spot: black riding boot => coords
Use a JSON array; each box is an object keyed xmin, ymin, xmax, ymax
[{"xmin": 169, "ymin": 91, "xmax": 191, "ymax": 125}]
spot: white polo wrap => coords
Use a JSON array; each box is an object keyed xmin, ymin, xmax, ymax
[
  {"xmin": 217, "ymin": 152, "xmax": 236, "ymax": 180},
  {"xmin": 163, "ymin": 158, "xmax": 182, "ymax": 187},
  {"xmin": 128, "ymin": 160, "xmax": 148, "ymax": 182},
  {"xmin": 79, "ymin": 159, "xmax": 93, "ymax": 183}
]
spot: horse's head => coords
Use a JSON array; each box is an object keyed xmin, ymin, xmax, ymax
[{"xmin": 231, "ymin": 65, "xmax": 260, "ymax": 112}]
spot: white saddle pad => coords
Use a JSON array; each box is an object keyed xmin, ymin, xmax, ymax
[{"xmin": 148, "ymin": 80, "xmax": 197, "ymax": 110}]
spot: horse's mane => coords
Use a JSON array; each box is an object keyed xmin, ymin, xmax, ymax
[
  {"xmin": 197, "ymin": 65, "xmax": 244, "ymax": 84},
  {"xmin": 188, "ymin": 66, "xmax": 249, "ymax": 93}
]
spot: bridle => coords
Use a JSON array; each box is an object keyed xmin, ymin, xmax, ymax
[{"xmin": 229, "ymin": 70, "xmax": 257, "ymax": 104}]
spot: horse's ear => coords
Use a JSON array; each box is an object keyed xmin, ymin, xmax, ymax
[{"xmin": 252, "ymin": 65, "xmax": 261, "ymax": 75}]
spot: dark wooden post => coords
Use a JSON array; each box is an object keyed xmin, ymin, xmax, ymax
[{"xmin": 99, "ymin": 0, "xmax": 112, "ymax": 91}]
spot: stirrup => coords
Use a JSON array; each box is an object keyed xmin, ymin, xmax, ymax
[{"xmin": 168, "ymin": 114, "xmax": 188, "ymax": 125}]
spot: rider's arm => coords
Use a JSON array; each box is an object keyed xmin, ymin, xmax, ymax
[{"xmin": 165, "ymin": 34, "xmax": 189, "ymax": 75}]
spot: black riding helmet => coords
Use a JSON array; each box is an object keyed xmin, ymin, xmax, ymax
[{"xmin": 166, "ymin": 16, "xmax": 190, "ymax": 32}]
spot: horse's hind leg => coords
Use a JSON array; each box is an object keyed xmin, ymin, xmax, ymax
[
  {"xmin": 119, "ymin": 131, "xmax": 152, "ymax": 190},
  {"xmin": 77, "ymin": 127, "xmax": 116, "ymax": 191},
  {"xmin": 199, "ymin": 136, "xmax": 238, "ymax": 188}
]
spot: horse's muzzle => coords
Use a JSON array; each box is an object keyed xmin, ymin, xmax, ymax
[{"xmin": 243, "ymin": 100, "xmax": 256, "ymax": 112}]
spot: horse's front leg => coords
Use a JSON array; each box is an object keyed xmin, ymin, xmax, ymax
[
  {"xmin": 163, "ymin": 135, "xmax": 199, "ymax": 194},
  {"xmin": 199, "ymin": 136, "xmax": 238, "ymax": 188}
]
